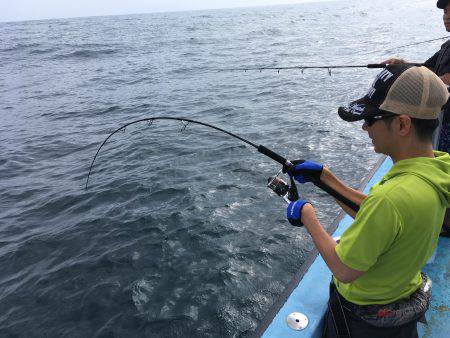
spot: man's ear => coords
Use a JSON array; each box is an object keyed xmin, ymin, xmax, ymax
[{"xmin": 397, "ymin": 115, "xmax": 412, "ymax": 136}]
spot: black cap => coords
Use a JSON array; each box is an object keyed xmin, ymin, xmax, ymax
[
  {"xmin": 338, "ymin": 65, "xmax": 449, "ymax": 122},
  {"xmin": 437, "ymin": 0, "xmax": 449, "ymax": 9},
  {"xmin": 338, "ymin": 65, "xmax": 411, "ymax": 122}
]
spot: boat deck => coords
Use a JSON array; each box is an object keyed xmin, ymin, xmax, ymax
[{"xmin": 419, "ymin": 236, "xmax": 450, "ymax": 337}]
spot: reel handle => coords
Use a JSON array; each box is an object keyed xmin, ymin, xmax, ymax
[
  {"xmin": 258, "ymin": 144, "xmax": 359, "ymax": 212},
  {"xmin": 288, "ymin": 176, "xmax": 299, "ymax": 201}
]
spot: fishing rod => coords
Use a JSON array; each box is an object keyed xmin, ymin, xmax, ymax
[
  {"xmin": 221, "ymin": 63, "xmax": 384, "ymax": 72},
  {"xmin": 219, "ymin": 36, "xmax": 450, "ymax": 73},
  {"xmin": 85, "ymin": 117, "xmax": 360, "ymax": 213},
  {"xmin": 219, "ymin": 63, "xmax": 423, "ymax": 73}
]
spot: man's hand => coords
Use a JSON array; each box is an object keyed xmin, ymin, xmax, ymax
[
  {"xmin": 380, "ymin": 58, "xmax": 406, "ymax": 65},
  {"xmin": 440, "ymin": 73, "xmax": 450, "ymax": 85},
  {"xmin": 285, "ymin": 160, "xmax": 323, "ymax": 183},
  {"xmin": 286, "ymin": 199, "xmax": 311, "ymax": 227}
]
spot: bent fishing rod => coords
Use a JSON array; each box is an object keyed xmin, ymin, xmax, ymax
[{"xmin": 85, "ymin": 117, "xmax": 360, "ymax": 213}]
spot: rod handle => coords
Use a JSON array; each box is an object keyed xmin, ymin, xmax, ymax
[
  {"xmin": 258, "ymin": 145, "xmax": 288, "ymax": 165},
  {"xmin": 367, "ymin": 64, "xmax": 387, "ymax": 68},
  {"xmin": 313, "ymin": 179, "xmax": 360, "ymax": 213},
  {"xmin": 367, "ymin": 63, "xmax": 423, "ymax": 69}
]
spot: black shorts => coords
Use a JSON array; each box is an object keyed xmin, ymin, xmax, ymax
[
  {"xmin": 323, "ymin": 283, "xmax": 419, "ymax": 338},
  {"xmin": 323, "ymin": 305, "xmax": 418, "ymax": 338}
]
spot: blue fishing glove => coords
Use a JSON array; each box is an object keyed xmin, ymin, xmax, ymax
[
  {"xmin": 285, "ymin": 160, "xmax": 323, "ymax": 184},
  {"xmin": 287, "ymin": 199, "xmax": 310, "ymax": 227}
]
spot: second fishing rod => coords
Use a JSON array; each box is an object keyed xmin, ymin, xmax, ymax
[
  {"xmin": 218, "ymin": 35, "xmax": 450, "ymax": 73},
  {"xmin": 220, "ymin": 62, "xmax": 423, "ymax": 73}
]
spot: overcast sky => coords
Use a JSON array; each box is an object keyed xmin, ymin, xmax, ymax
[{"xmin": 0, "ymin": 0, "xmax": 334, "ymax": 23}]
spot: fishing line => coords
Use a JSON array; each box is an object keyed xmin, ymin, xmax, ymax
[
  {"xmin": 85, "ymin": 117, "xmax": 359, "ymax": 212},
  {"xmin": 373, "ymin": 35, "xmax": 449, "ymax": 54}
]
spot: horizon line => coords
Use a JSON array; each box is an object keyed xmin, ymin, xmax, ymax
[{"xmin": 0, "ymin": 0, "xmax": 335, "ymax": 24}]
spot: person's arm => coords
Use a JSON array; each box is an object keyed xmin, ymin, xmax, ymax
[
  {"xmin": 380, "ymin": 50, "xmax": 439, "ymax": 68},
  {"xmin": 288, "ymin": 195, "xmax": 400, "ymax": 283},
  {"xmin": 439, "ymin": 73, "xmax": 450, "ymax": 85},
  {"xmin": 300, "ymin": 204, "xmax": 364, "ymax": 283},
  {"xmin": 423, "ymin": 51, "xmax": 439, "ymax": 71},
  {"xmin": 320, "ymin": 167, "xmax": 367, "ymax": 218},
  {"xmin": 424, "ymin": 48, "xmax": 450, "ymax": 84}
]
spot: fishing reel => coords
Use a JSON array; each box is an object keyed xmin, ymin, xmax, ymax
[{"xmin": 267, "ymin": 169, "xmax": 299, "ymax": 204}]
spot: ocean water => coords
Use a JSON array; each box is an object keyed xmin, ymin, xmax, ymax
[{"xmin": 0, "ymin": 0, "xmax": 444, "ymax": 336}]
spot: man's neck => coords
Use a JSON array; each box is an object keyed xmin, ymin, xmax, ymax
[{"xmin": 390, "ymin": 141, "xmax": 435, "ymax": 163}]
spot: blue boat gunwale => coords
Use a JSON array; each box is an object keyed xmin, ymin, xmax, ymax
[{"xmin": 251, "ymin": 155, "xmax": 388, "ymax": 337}]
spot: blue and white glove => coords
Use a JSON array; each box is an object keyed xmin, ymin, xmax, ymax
[
  {"xmin": 285, "ymin": 160, "xmax": 323, "ymax": 184},
  {"xmin": 287, "ymin": 199, "xmax": 310, "ymax": 227}
]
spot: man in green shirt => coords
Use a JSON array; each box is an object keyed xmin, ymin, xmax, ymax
[{"xmin": 286, "ymin": 65, "xmax": 450, "ymax": 337}]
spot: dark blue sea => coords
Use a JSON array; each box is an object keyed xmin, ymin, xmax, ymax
[{"xmin": 0, "ymin": 0, "xmax": 443, "ymax": 336}]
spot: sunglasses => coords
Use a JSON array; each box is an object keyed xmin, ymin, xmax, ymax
[{"xmin": 363, "ymin": 113, "xmax": 398, "ymax": 127}]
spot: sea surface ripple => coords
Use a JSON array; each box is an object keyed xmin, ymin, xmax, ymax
[{"xmin": 0, "ymin": 0, "xmax": 442, "ymax": 336}]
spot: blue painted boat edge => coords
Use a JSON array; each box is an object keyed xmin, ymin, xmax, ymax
[
  {"xmin": 254, "ymin": 155, "xmax": 392, "ymax": 338},
  {"xmin": 418, "ymin": 237, "xmax": 450, "ymax": 337}
]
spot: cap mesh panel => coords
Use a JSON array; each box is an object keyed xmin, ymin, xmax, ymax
[
  {"xmin": 427, "ymin": 74, "xmax": 448, "ymax": 107},
  {"xmin": 386, "ymin": 71, "xmax": 423, "ymax": 106},
  {"xmin": 380, "ymin": 67, "xmax": 449, "ymax": 119}
]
